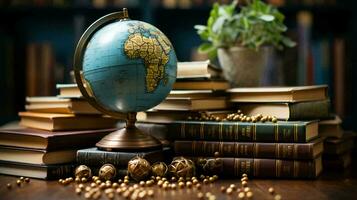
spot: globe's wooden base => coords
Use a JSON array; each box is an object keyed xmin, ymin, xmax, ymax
[{"xmin": 96, "ymin": 127, "xmax": 162, "ymax": 151}]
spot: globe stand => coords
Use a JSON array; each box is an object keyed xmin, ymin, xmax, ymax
[{"xmin": 96, "ymin": 112, "xmax": 162, "ymax": 151}]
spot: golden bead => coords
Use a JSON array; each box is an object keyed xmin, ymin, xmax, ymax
[
  {"xmin": 242, "ymin": 181, "xmax": 248, "ymax": 187},
  {"xmin": 58, "ymin": 179, "xmax": 63, "ymax": 184},
  {"xmin": 85, "ymin": 186, "xmax": 91, "ymax": 192},
  {"xmin": 95, "ymin": 180, "xmax": 101, "ymax": 185},
  {"xmin": 196, "ymin": 183, "xmax": 202, "ymax": 190},
  {"xmin": 241, "ymin": 177, "xmax": 248, "ymax": 182},
  {"xmin": 226, "ymin": 187, "xmax": 233, "ymax": 195},
  {"xmin": 107, "ymin": 192, "xmax": 115, "ymax": 199},
  {"xmin": 220, "ymin": 186, "xmax": 226, "ymax": 193},
  {"xmin": 171, "ymin": 183, "xmax": 177, "ymax": 190},
  {"xmin": 75, "ymin": 177, "xmax": 81, "ymax": 183},
  {"xmin": 186, "ymin": 181, "xmax": 192, "ymax": 188},
  {"xmin": 274, "ymin": 194, "xmax": 282, "ymax": 200},
  {"xmin": 84, "ymin": 192, "xmax": 92, "ymax": 199},
  {"xmin": 178, "ymin": 182, "xmax": 185, "ymax": 188},
  {"xmin": 238, "ymin": 192, "xmax": 245, "ymax": 199},
  {"xmin": 78, "ymin": 183, "xmax": 85, "ymax": 189},
  {"xmin": 209, "ymin": 177, "xmax": 215, "ymax": 183},
  {"xmin": 203, "ymin": 178, "xmax": 209, "ymax": 184},
  {"xmin": 157, "ymin": 180, "xmax": 163, "ymax": 187},
  {"xmin": 24, "ymin": 178, "xmax": 30, "ymax": 183},
  {"xmin": 212, "ymin": 175, "xmax": 218, "ymax": 180},
  {"xmin": 90, "ymin": 183, "xmax": 96, "ymax": 187},
  {"xmin": 124, "ymin": 175, "xmax": 129, "ymax": 180},
  {"xmin": 229, "ymin": 184, "xmax": 236, "ymax": 190},
  {"xmin": 244, "ymin": 187, "xmax": 250, "ymax": 192},
  {"xmin": 197, "ymin": 192, "xmax": 204, "ymax": 199},
  {"xmin": 272, "ymin": 117, "xmax": 278, "ymax": 123},
  {"xmin": 192, "ymin": 179, "xmax": 199, "ymax": 185},
  {"xmin": 199, "ymin": 175, "xmax": 205, "ymax": 180},
  {"xmin": 16, "ymin": 180, "xmax": 21, "ymax": 186},
  {"xmin": 171, "ymin": 177, "xmax": 177, "ymax": 182},
  {"xmin": 138, "ymin": 191, "xmax": 147, "ymax": 199},
  {"xmin": 75, "ymin": 188, "xmax": 82, "ymax": 195},
  {"xmin": 6, "ymin": 183, "xmax": 12, "ymax": 189},
  {"xmin": 81, "ymin": 177, "xmax": 87, "ymax": 183},
  {"xmin": 178, "ymin": 177, "xmax": 185, "ymax": 182},
  {"xmin": 147, "ymin": 189, "xmax": 154, "ymax": 197},
  {"xmin": 139, "ymin": 181, "xmax": 145, "ymax": 187},
  {"xmin": 268, "ymin": 187, "xmax": 275, "ymax": 194},
  {"xmin": 124, "ymin": 179, "xmax": 129, "ymax": 184},
  {"xmin": 246, "ymin": 191, "xmax": 253, "ymax": 199},
  {"xmin": 205, "ymin": 192, "xmax": 212, "ymax": 197},
  {"xmin": 242, "ymin": 173, "xmax": 248, "ymax": 178},
  {"xmin": 112, "ymin": 182, "xmax": 119, "ymax": 188},
  {"xmin": 162, "ymin": 177, "xmax": 167, "ymax": 182},
  {"xmin": 118, "ymin": 179, "xmax": 123, "ymax": 183}
]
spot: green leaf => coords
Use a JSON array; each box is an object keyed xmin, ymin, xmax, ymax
[
  {"xmin": 282, "ymin": 37, "xmax": 297, "ymax": 47},
  {"xmin": 259, "ymin": 14, "xmax": 275, "ymax": 21}
]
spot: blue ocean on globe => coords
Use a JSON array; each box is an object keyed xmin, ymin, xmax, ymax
[{"xmin": 82, "ymin": 20, "xmax": 177, "ymax": 113}]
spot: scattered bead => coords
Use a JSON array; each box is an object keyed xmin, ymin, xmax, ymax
[
  {"xmin": 16, "ymin": 180, "xmax": 21, "ymax": 186},
  {"xmin": 75, "ymin": 188, "xmax": 82, "ymax": 195},
  {"xmin": 6, "ymin": 183, "xmax": 12, "ymax": 189},
  {"xmin": 238, "ymin": 192, "xmax": 245, "ymax": 199},
  {"xmin": 197, "ymin": 192, "xmax": 204, "ymax": 199},
  {"xmin": 196, "ymin": 183, "xmax": 202, "ymax": 190},
  {"xmin": 246, "ymin": 191, "xmax": 254, "ymax": 198},
  {"xmin": 24, "ymin": 178, "xmax": 30, "ymax": 183},
  {"xmin": 220, "ymin": 186, "xmax": 226, "ymax": 193},
  {"xmin": 242, "ymin": 181, "xmax": 248, "ymax": 187},
  {"xmin": 226, "ymin": 187, "xmax": 233, "ymax": 195},
  {"xmin": 269, "ymin": 187, "xmax": 275, "ymax": 194},
  {"xmin": 275, "ymin": 194, "xmax": 282, "ymax": 200}
]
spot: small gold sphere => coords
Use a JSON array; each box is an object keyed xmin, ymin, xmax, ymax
[
  {"xmin": 246, "ymin": 191, "xmax": 253, "ymax": 198},
  {"xmin": 220, "ymin": 186, "xmax": 226, "ymax": 193},
  {"xmin": 197, "ymin": 192, "xmax": 204, "ymax": 199},
  {"xmin": 238, "ymin": 192, "xmax": 245, "ymax": 199},
  {"xmin": 75, "ymin": 165, "xmax": 92, "ymax": 179},
  {"xmin": 242, "ymin": 180, "xmax": 248, "ymax": 187},
  {"xmin": 274, "ymin": 194, "xmax": 282, "ymax": 200},
  {"xmin": 226, "ymin": 187, "xmax": 233, "ymax": 195},
  {"xmin": 16, "ymin": 180, "xmax": 21, "ymax": 186},
  {"xmin": 6, "ymin": 183, "xmax": 12, "ymax": 189},
  {"xmin": 75, "ymin": 188, "xmax": 82, "ymax": 195},
  {"xmin": 196, "ymin": 183, "xmax": 202, "ymax": 190},
  {"xmin": 268, "ymin": 187, "xmax": 275, "ymax": 194}
]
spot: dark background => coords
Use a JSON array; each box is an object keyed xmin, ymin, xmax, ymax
[{"xmin": 0, "ymin": 0, "xmax": 356, "ymax": 130}]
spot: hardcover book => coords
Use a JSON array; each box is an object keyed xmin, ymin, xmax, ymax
[
  {"xmin": 153, "ymin": 97, "xmax": 228, "ymax": 111},
  {"xmin": 236, "ymin": 100, "xmax": 330, "ymax": 120},
  {"xmin": 56, "ymin": 83, "xmax": 81, "ymax": 98},
  {"xmin": 228, "ymin": 85, "xmax": 328, "ymax": 102},
  {"xmin": 174, "ymin": 138, "xmax": 323, "ymax": 159},
  {"xmin": 173, "ymin": 79, "xmax": 230, "ymax": 90},
  {"xmin": 25, "ymin": 96, "xmax": 100, "ymax": 114},
  {"xmin": 324, "ymin": 133, "xmax": 355, "ymax": 155},
  {"xmin": 19, "ymin": 112, "xmax": 119, "ymax": 131},
  {"xmin": 0, "ymin": 146, "xmax": 76, "ymax": 165},
  {"xmin": 0, "ymin": 128, "xmax": 117, "ymax": 150},
  {"xmin": 0, "ymin": 160, "xmax": 75, "ymax": 180},
  {"xmin": 188, "ymin": 156, "xmax": 322, "ymax": 178},
  {"xmin": 168, "ymin": 120, "xmax": 319, "ymax": 143},
  {"xmin": 76, "ymin": 147, "xmax": 171, "ymax": 168},
  {"xmin": 319, "ymin": 115, "xmax": 343, "ymax": 138},
  {"xmin": 176, "ymin": 60, "xmax": 222, "ymax": 79}
]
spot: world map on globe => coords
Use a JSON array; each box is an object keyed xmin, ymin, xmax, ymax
[{"xmin": 82, "ymin": 20, "xmax": 177, "ymax": 113}]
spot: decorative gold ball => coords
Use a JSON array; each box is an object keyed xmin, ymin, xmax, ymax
[
  {"xmin": 99, "ymin": 164, "xmax": 116, "ymax": 181},
  {"xmin": 202, "ymin": 158, "xmax": 223, "ymax": 175},
  {"xmin": 75, "ymin": 165, "xmax": 92, "ymax": 179},
  {"xmin": 151, "ymin": 162, "xmax": 168, "ymax": 177},
  {"xmin": 127, "ymin": 156, "xmax": 151, "ymax": 181},
  {"xmin": 169, "ymin": 157, "xmax": 195, "ymax": 178}
]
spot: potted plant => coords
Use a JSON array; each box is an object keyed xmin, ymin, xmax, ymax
[{"xmin": 195, "ymin": 0, "xmax": 296, "ymax": 87}]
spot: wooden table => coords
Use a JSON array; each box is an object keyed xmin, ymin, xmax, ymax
[{"xmin": 1, "ymin": 163, "xmax": 357, "ymax": 200}]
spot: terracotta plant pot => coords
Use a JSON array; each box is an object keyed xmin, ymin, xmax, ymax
[{"xmin": 217, "ymin": 46, "xmax": 270, "ymax": 87}]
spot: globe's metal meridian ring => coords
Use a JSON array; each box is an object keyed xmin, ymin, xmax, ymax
[{"xmin": 73, "ymin": 10, "xmax": 128, "ymax": 119}]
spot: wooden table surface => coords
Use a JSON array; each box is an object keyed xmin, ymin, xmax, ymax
[{"xmin": 1, "ymin": 163, "xmax": 357, "ymax": 200}]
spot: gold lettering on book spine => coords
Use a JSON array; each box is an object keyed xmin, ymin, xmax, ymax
[
  {"xmin": 293, "ymin": 160, "xmax": 298, "ymax": 177},
  {"xmin": 276, "ymin": 160, "xmax": 281, "ymax": 177},
  {"xmin": 277, "ymin": 143, "xmax": 280, "ymax": 158},
  {"xmin": 294, "ymin": 124, "xmax": 298, "ymax": 142},
  {"xmin": 294, "ymin": 144, "xmax": 298, "ymax": 159},
  {"xmin": 253, "ymin": 159, "xmax": 258, "ymax": 177},
  {"xmin": 200, "ymin": 122, "xmax": 204, "ymax": 139},
  {"xmin": 253, "ymin": 124, "xmax": 256, "ymax": 141},
  {"xmin": 219, "ymin": 122, "xmax": 223, "ymax": 140},
  {"xmin": 181, "ymin": 123, "xmax": 185, "ymax": 138},
  {"xmin": 234, "ymin": 158, "xmax": 239, "ymax": 176},
  {"xmin": 235, "ymin": 122, "xmax": 239, "ymax": 140}
]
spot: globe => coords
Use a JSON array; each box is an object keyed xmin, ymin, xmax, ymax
[
  {"xmin": 82, "ymin": 15, "xmax": 177, "ymax": 113},
  {"xmin": 73, "ymin": 9, "xmax": 177, "ymax": 151}
]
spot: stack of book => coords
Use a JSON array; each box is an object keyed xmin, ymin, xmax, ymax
[
  {"xmin": 0, "ymin": 84, "xmax": 119, "ymax": 179},
  {"xmin": 170, "ymin": 85, "xmax": 330, "ymax": 178},
  {"xmin": 139, "ymin": 60, "xmax": 231, "ymax": 123}
]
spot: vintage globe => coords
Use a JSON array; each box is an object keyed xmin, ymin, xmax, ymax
[
  {"xmin": 73, "ymin": 9, "xmax": 177, "ymax": 151},
  {"xmin": 75, "ymin": 10, "xmax": 177, "ymax": 114}
]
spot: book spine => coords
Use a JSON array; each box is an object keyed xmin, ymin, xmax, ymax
[
  {"xmin": 190, "ymin": 157, "xmax": 320, "ymax": 178},
  {"xmin": 289, "ymin": 100, "xmax": 330, "ymax": 120},
  {"xmin": 46, "ymin": 164, "xmax": 75, "ymax": 180},
  {"xmin": 169, "ymin": 122, "xmax": 309, "ymax": 142},
  {"xmin": 76, "ymin": 150, "xmax": 164, "ymax": 168},
  {"xmin": 117, "ymin": 122, "xmax": 169, "ymax": 140},
  {"xmin": 174, "ymin": 141, "xmax": 316, "ymax": 159}
]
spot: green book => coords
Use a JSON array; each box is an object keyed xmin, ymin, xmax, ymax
[{"xmin": 168, "ymin": 120, "xmax": 318, "ymax": 143}]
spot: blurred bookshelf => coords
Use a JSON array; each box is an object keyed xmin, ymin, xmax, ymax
[{"xmin": 0, "ymin": 0, "xmax": 357, "ymax": 131}]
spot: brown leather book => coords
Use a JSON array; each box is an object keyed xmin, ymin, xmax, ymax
[
  {"xmin": 0, "ymin": 128, "xmax": 117, "ymax": 150},
  {"xmin": 0, "ymin": 146, "xmax": 77, "ymax": 165},
  {"xmin": 188, "ymin": 156, "xmax": 322, "ymax": 178},
  {"xmin": 174, "ymin": 138, "xmax": 323, "ymax": 159},
  {"xmin": 324, "ymin": 132, "xmax": 355, "ymax": 155},
  {"xmin": 0, "ymin": 160, "xmax": 75, "ymax": 180},
  {"xmin": 228, "ymin": 85, "xmax": 328, "ymax": 102},
  {"xmin": 19, "ymin": 112, "xmax": 118, "ymax": 131}
]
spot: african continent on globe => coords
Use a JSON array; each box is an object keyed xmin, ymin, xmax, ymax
[{"xmin": 82, "ymin": 20, "xmax": 177, "ymax": 113}]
